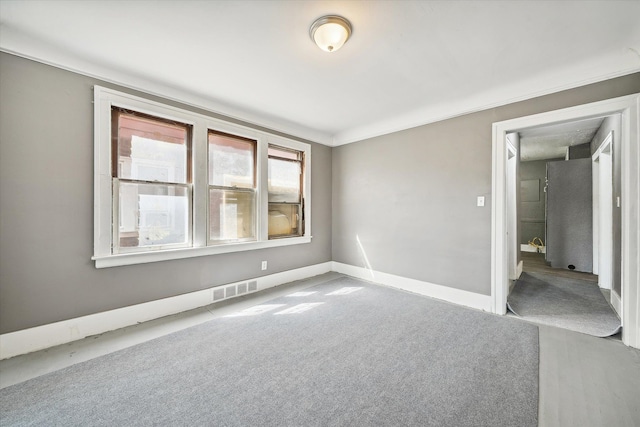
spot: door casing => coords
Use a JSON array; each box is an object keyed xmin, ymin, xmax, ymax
[{"xmin": 491, "ymin": 93, "xmax": 640, "ymax": 349}]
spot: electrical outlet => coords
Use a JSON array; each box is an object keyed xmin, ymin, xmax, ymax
[{"xmin": 261, "ymin": 261, "xmax": 267, "ymax": 271}]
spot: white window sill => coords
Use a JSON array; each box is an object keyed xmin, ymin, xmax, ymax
[{"xmin": 93, "ymin": 236, "xmax": 312, "ymax": 268}]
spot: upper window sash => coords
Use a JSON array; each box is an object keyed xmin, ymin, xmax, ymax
[{"xmin": 112, "ymin": 108, "xmax": 193, "ymax": 184}]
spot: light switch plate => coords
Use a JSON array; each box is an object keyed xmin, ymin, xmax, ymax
[{"xmin": 477, "ymin": 196, "xmax": 485, "ymax": 207}]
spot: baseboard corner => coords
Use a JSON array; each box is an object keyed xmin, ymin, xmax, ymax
[{"xmin": 331, "ymin": 261, "xmax": 491, "ymax": 312}]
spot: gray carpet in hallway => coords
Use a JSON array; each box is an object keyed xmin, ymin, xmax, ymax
[
  {"xmin": 508, "ymin": 272, "xmax": 621, "ymax": 337},
  {"xmin": 0, "ymin": 276, "xmax": 539, "ymax": 426}
]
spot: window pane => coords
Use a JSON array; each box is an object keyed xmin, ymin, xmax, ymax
[
  {"xmin": 268, "ymin": 158, "xmax": 301, "ymax": 203},
  {"xmin": 209, "ymin": 189, "xmax": 256, "ymax": 242},
  {"xmin": 209, "ymin": 132, "xmax": 255, "ymax": 188},
  {"xmin": 118, "ymin": 182, "xmax": 189, "ymax": 248},
  {"xmin": 269, "ymin": 204, "xmax": 300, "ymax": 238},
  {"xmin": 115, "ymin": 112, "xmax": 188, "ymax": 184}
]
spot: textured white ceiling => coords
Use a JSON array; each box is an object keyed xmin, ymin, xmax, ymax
[
  {"xmin": 519, "ymin": 117, "xmax": 606, "ymax": 162},
  {"xmin": 1, "ymin": 0, "xmax": 639, "ymax": 146}
]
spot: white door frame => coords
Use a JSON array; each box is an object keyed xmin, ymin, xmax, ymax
[
  {"xmin": 593, "ymin": 153, "xmax": 600, "ymax": 276},
  {"xmin": 491, "ymin": 93, "xmax": 640, "ymax": 349},
  {"xmin": 506, "ymin": 135, "xmax": 520, "ymax": 280},
  {"xmin": 592, "ymin": 132, "xmax": 614, "ymax": 290}
]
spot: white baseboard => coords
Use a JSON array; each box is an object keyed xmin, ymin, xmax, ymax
[
  {"xmin": 331, "ymin": 262, "xmax": 491, "ymax": 312},
  {"xmin": 521, "ymin": 244, "xmax": 546, "ymax": 253},
  {"xmin": 0, "ymin": 262, "xmax": 332, "ymax": 360},
  {"xmin": 611, "ymin": 289, "xmax": 622, "ymax": 319},
  {"xmin": 0, "ymin": 261, "xmax": 495, "ymax": 359},
  {"xmin": 516, "ymin": 260, "xmax": 524, "ymax": 279}
]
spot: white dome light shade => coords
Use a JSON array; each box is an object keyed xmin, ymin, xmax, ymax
[{"xmin": 310, "ymin": 15, "xmax": 352, "ymax": 52}]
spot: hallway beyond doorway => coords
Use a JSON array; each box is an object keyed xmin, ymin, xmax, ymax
[
  {"xmin": 509, "ymin": 252, "xmax": 620, "ymax": 338},
  {"xmin": 521, "ymin": 252, "xmax": 597, "ymax": 283}
]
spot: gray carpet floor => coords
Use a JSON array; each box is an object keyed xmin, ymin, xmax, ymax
[
  {"xmin": 0, "ymin": 276, "xmax": 539, "ymax": 426},
  {"xmin": 508, "ymin": 272, "xmax": 621, "ymax": 337}
]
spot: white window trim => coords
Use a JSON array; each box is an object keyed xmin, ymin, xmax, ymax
[{"xmin": 93, "ymin": 86, "xmax": 311, "ymax": 268}]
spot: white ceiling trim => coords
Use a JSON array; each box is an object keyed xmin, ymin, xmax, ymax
[
  {"xmin": 1, "ymin": 25, "xmax": 638, "ymax": 148},
  {"xmin": 333, "ymin": 50, "xmax": 640, "ymax": 146},
  {"xmin": 0, "ymin": 26, "xmax": 334, "ymax": 146}
]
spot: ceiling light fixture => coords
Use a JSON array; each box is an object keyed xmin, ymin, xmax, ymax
[{"xmin": 309, "ymin": 15, "xmax": 352, "ymax": 53}]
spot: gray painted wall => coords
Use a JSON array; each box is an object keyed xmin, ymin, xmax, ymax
[
  {"xmin": 568, "ymin": 142, "xmax": 591, "ymax": 159},
  {"xmin": 0, "ymin": 53, "xmax": 332, "ymax": 334},
  {"xmin": 546, "ymin": 159, "xmax": 593, "ymax": 272},
  {"xmin": 590, "ymin": 115, "xmax": 623, "ymax": 295},
  {"xmin": 520, "ymin": 160, "xmax": 547, "ymax": 245},
  {"xmin": 332, "ymin": 73, "xmax": 640, "ymax": 296},
  {"xmin": 519, "ymin": 158, "xmax": 563, "ymax": 245},
  {"xmin": 1, "ymin": 51, "xmax": 638, "ymax": 334}
]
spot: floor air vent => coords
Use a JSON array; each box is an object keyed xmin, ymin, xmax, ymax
[
  {"xmin": 213, "ymin": 288, "xmax": 225, "ymax": 301},
  {"xmin": 212, "ymin": 280, "xmax": 259, "ymax": 303},
  {"xmin": 237, "ymin": 283, "xmax": 247, "ymax": 294},
  {"xmin": 225, "ymin": 286, "xmax": 237, "ymax": 298}
]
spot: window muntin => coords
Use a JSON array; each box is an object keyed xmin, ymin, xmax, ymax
[
  {"xmin": 268, "ymin": 145, "xmax": 300, "ymax": 160},
  {"xmin": 111, "ymin": 108, "xmax": 192, "ymax": 253},
  {"xmin": 268, "ymin": 145, "xmax": 303, "ymax": 238},
  {"xmin": 208, "ymin": 131, "xmax": 257, "ymax": 243}
]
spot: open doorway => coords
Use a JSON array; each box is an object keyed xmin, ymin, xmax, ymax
[
  {"xmin": 507, "ymin": 115, "xmax": 621, "ymax": 337},
  {"xmin": 518, "ymin": 117, "xmax": 611, "ymax": 276},
  {"xmin": 491, "ymin": 93, "xmax": 640, "ymax": 349}
]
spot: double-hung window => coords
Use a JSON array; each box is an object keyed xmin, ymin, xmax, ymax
[
  {"xmin": 268, "ymin": 145, "xmax": 304, "ymax": 238},
  {"xmin": 208, "ymin": 131, "xmax": 257, "ymax": 243},
  {"xmin": 93, "ymin": 86, "xmax": 311, "ymax": 268},
  {"xmin": 111, "ymin": 108, "xmax": 192, "ymax": 253}
]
